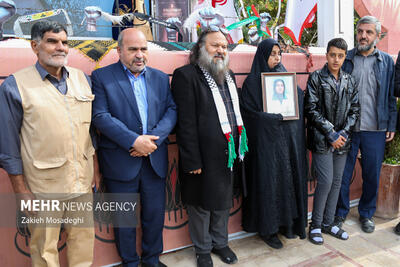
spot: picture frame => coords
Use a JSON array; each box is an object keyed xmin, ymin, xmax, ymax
[{"xmin": 261, "ymin": 72, "xmax": 299, "ymax": 120}]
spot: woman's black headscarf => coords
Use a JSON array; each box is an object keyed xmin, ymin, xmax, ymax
[
  {"xmin": 250, "ymin": 39, "xmax": 286, "ymax": 74},
  {"xmin": 241, "ymin": 39, "xmax": 286, "ymax": 113}
]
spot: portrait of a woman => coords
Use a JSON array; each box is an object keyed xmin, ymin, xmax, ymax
[{"xmin": 267, "ymin": 78, "xmax": 295, "ymax": 116}]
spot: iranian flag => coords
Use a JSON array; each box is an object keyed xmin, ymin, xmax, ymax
[{"xmin": 283, "ymin": 0, "xmax": 317, "ymax": 45}]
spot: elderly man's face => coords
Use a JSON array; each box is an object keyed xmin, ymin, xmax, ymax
[
  {"xmin": 356, "ymin": 23, "xmax": 379, "ymax": 52},
  {"xmin": 203, "ymin": 31, "xmax": 228, "ymax": 65},
  {"xmin": 31, "ymin": 30, "xmax": 69, "ymax": 69},
  {"xmin": 118, "ymin": 29, "xmax": 148, "ymax": 75}
]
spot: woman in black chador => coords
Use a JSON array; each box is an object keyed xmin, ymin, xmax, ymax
[{"xmin": 240, "ymin": 39, "xmax": 308, "ymax": 249}]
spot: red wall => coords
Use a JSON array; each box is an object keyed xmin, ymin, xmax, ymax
[{"xmin": 0, "ymin": 42, "xmax": 364, "ymax": 266}]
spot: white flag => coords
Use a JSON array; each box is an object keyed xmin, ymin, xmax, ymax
[
  {"xmin": 212, "ymin": 0, "xmax": 243, "ymax": 43},
  {"xmin": 283, "ymin": 0, "xmax": 317, "ymax": 45}
]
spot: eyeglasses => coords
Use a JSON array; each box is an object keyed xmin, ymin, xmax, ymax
[{"xmin": 206, "ymin": 25, "xmax": 229, "ymax": 35}]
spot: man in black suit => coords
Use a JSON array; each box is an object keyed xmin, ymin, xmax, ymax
[{"xmin": 171, "ymin": 29, "xmax": 247, "ymax": 267}]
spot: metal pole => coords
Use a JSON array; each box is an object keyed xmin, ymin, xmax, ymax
[{"xmin": 116, "ymin": 0, "xmax": 120, "ymax": 35}]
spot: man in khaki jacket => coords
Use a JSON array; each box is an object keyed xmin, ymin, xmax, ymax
[{"xmin": 0, "ymin": 20, "xmax": 100, "ymax": 266}]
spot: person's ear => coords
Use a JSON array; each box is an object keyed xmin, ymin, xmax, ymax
[{"xmin": 31, "ymin": 40, "xmax": 39, "ymax": 55}]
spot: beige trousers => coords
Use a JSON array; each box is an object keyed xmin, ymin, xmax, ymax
[{"xmin": 28, "ymin": 195, "xmax": 95, "ymax": 267}]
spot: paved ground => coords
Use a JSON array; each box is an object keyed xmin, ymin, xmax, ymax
[{"xmin": 159, "ymin": 207, "xmax": 400, "ymax": 267}]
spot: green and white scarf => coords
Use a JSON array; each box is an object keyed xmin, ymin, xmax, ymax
[{"xmin": 199, "ymin": 65, "xmax": 248, "ymax": 169}]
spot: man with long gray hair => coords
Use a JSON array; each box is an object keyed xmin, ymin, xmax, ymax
[
  {"xmin": 171, "ymin": 29, "xmax": 248, "ymax": 267},
  {"xmin": 335, "ymin": 16, "xmax": 397, "ymax": 233}
]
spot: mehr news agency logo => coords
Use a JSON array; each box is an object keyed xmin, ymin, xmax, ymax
[{"xmin": 18, "ymin": 193, "xmax": 139, "ymax": 227}]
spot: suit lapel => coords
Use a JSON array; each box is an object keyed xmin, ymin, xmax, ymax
[
  {"xmin": 197, "ymin": 66, "xmax": 213, "ymax": 93},
  {"xmin": 113, "ymin": 62, "xmax": 141, "ymax": 120}
]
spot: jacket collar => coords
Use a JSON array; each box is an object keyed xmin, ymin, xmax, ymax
[
  {"xmin": 347, "ymin": 47, "xmax": 382, "ymax": 62},
  {"xmin": 320, "ymin": 64, "xmax": 340, "ymax": 92},
  {"xmin": 35, "ymin": 61, "xmax": 69, "ymax": 81},
  {"xmin": 320, "ymin": 64, "xmax": 342, "ymax": 79},
  {"xmin": 121, "ymin": 62, "xmax": 147, "ymax": 78}
]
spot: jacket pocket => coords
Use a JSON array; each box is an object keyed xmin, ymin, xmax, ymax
[
  {"xmin": 33, "ymin": 158, "xmax": 68, "ymax": 169},
  {"xmin": 74, "ymin": 94, "xmax": 95, "ymax": 123},
  {"xmin": 32, "ymin": 158, "xmax": 68, "ymax": 180}
]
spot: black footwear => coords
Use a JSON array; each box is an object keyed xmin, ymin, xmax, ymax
[
  {"xmin": 284, "ymin": 232, "xmax": 296, "ymax": 239},
  {"xmin": 359, "ymin": 217, "xmax": 375, "ymax": 233},
  {"xmin": 322, "ymin": 224, "xmax": 349, "ymax": 240},
  {"xmin": 196, "ymin": 253, "xmax": 213, "ymax": 267},
  {"xmin": 261, "ymin": 234, "xmax": 283, "ymax": 249},
  {"xmin": 334, "ymin": 216, "xmax": 346, "ymax": 228},
  {"xmin": 211, "ymin": 246, "xmax": 238, "ymax": 264},
  {"xmin": 283, "ymin": 227, "xmax": 296, "ymax": 239},
  {"xmin": 141, "ymin": 261, "xmax": 167, "ymax": 267},
  {"xmin": 308, "ymin": 226, "xmax": 323, "ymax": 245},
  {"xmin": 394, "ymin": 222, "xmax": 400, "ymax": 235}
]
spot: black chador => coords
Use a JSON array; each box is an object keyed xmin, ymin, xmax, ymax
[{"xmin": 240, "ymin": 39, "xmax": 308, "ymax": 242}]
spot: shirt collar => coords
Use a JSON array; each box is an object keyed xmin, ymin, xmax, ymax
[
  {"xmin": 329, "ymin": 68, "xmax": 342, "ymax": 81},
  {"xmin": 122, "ymin": 63, "xmax": 147, "ymax": 78},
  {"xmin": 35, "ymin": 61, "xmax": 69, "ymax": 81},
  {"xmin": 355, "ymin": 47, "xmax": 379, "ymax": 57}
]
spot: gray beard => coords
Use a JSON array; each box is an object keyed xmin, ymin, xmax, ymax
[
  {"xmin": 198, "ymin": 46, "xmax": 230, "ymax": 85},
  {"xmin": 357, "ymin": 38, "xmax": 378, "ymax": 52}
]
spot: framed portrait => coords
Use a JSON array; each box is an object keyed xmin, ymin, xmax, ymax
[{"xmin": 261, "ymin": 72, "xmax": 299, "ymax": 120}]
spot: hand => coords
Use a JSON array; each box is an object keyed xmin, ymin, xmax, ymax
[
  {"xmin": 189, "ymin": 168, "xmax": 202, "ymax": 175},
  {"xmin": 386, "ymin": 131, "xmax": 395, "ymax": 142},
  {"xmin": 129, "ymin": 148, "xmax": 147, "ymax": 157},
  {"xmin": 92, "ymin": 171, "xmax": 102, "ymax": 193},
  {"xmin": 9, "ymin": 174, "xmax": 37, "ymax": 216},
  {"xmin": 121, "ymin": 13, "xmax": 134, "ymax": 25},
  {"xmin": 199, "ymin": 7, "xmax": 224, "ymax": 29},
  {"xmin": 17, "ymin": 192, "xmax": 36, "ymax": 217},
  {"xmin": 331, "ymin": 135, "xmax": 346, "ymax": 149},
  {"xmin": 259, "ymin": 12, "xmax": 272, "ymax": 29},
  {"xmin": 248, "ymin": 27, "xmax": 261, "ymax": 45},
  {"xmin": 166, "ymin": 17, "xmax": 181, "ymax": 29},
  {"xmin": 92, "ymin": 153, "xmax": 102, "ymax": 192},
  {"xmin": 132, "ymin": 135, "xmax": 159, "ymax": 155},
  {"xmin": 166, "ymin": 17, "xmax": 182, "ymax": 42}
]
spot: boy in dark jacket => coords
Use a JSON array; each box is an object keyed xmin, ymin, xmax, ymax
[{"xmin": 305, "ymin": 38, "xmax": 359, "ymax": 245}]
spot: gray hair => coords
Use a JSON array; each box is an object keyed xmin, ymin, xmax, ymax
[
  {"xmin": 31, "ymin": 20, "xmax": 67, "ymax": 42},
  {"xmin": 189, "ymin": 30, "xmax": 228, "ymax": 65},
  {"xmin": 356, "ymin": 16, "xmax": 381, "ymax": 35}
]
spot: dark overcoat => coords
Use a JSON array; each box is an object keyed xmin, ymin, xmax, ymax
[{"xmin": 171, "ymin": 64, "xmax": 237, "ymax": 210}]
